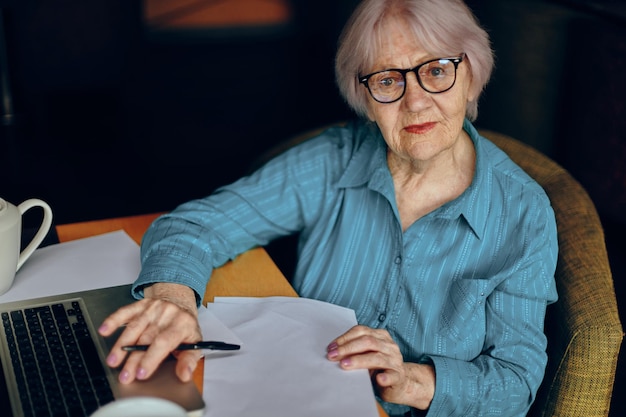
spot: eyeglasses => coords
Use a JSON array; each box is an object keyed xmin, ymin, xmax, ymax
[{"xmin": 358, "ymin": 53, "xmax": 465, "ymax": 103}]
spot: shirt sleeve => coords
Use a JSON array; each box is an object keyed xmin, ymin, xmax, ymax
[
  {"xmin": 425, "ymin": 203, "xmax": 558, "ymax": 416},
  {"xmin": 131, "ymin": 127, "xmax": 354, "ymax": 302}
]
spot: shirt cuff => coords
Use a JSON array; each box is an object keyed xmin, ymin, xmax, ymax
[{"xmin": 132, "ymin": 253, "xmax": 214, "ymax": 306}]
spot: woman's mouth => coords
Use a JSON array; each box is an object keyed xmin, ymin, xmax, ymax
[{"xmin": 404, "ymin": 122, "xmax": 436, "ymax": 134}]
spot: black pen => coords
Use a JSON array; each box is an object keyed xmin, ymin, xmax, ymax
[{"xmin": 122, "ymin": 341, "xmax": 240, "ymax": 352}]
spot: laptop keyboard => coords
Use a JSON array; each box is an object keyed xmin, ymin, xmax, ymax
[{"xmin": 1, "ymin": 299, "xmax": 114, "ymax": 417}]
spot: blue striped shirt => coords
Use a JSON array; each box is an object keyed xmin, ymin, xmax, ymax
[{"xmin": 135, "ymin": 119, "xmax": 558, "ymax": 416}]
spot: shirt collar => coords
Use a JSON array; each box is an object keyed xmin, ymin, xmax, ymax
[
  {"xmin": 337, "ymin": 119, "xmax": 492, "ymax": 240},
  {"xmin": 337, "ymin": 121, "xmax": 389, "ymax": 190}
]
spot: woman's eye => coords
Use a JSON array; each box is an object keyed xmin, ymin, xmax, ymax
[
  {"xmin": 429, "ymin": 67, "xmax": 445, "ymax": 77},
  {"xmin": 380, "ymin": 78, "xmax": 395, "ymax": 87}
]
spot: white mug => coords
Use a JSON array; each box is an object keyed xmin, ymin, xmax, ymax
[
  {"xmin": 0, "ymin": 197, "xmax": 53, "ymax": 295},
  {"xmin": 90, "ymin": 397, "xmax": 188, "ymax": 417}
]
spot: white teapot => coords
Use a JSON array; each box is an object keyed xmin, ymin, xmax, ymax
[{"xmin": 0, "ymin": 198, "xmax": 53, "ymax": 295}]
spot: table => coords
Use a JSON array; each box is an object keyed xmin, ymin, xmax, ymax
[
  {"xmin": 56, "ymin": 213, "xmax": 388, "ymax": 417},
  {"xmin": 55, "ymin": 213, "xmax": 298, "ymax": 303}
]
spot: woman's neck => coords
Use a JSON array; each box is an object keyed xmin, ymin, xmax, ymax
[{"xmin": 388, "ymin": 131, "xmax": 476, "ymax": 230}]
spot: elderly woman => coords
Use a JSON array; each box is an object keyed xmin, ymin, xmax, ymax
[{"xmin": 99, "ymin": 0, "xmax": 558, "ymax": 415}]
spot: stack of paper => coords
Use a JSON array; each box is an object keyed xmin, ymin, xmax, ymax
[
  {"xmin": 0, "ymin": 231, "xmax": 140, "ymax": 303},
  {"xmin": 199, "ymin": 297, "xmax": 380, "ymax": 417}
]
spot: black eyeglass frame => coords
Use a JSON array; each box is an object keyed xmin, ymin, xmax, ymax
[{"xmin": 358, "ymin": 53, "xmax": 466, "ymax": 104}]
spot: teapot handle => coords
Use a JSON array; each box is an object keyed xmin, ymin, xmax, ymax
[{"xmin": 17, "ymin": 199, "xmax": 53, "ymax": 271}]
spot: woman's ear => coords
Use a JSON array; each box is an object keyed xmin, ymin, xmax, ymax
[
  {"xmin": 465, "ymin": 65, "xmax": 477, "ymax": 103},
  {"xmin": 467, "ymin": 81, "xmax": 478, "ymax": 104}
]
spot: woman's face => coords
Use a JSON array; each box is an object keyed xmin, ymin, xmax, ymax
[{"xmin": 364, "ymin": 23, "xmax": 475, "ymax": 166}]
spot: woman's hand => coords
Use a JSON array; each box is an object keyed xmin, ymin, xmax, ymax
[
  {"xmin": 98, "ymin": 283, "xmax": 203, "ymax": 384},
  {"xmin": 326, "ymin": 325, "xmax": 435, "ymax": 411}
]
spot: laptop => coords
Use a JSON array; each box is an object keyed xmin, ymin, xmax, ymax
[{"xmin": 0, "ymin": 284, "xmax": 205, "ymax": 417}]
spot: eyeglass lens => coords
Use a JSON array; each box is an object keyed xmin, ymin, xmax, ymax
[{"xmin": 365, "ymin": 58, "xmax": 459, "ymax": 103}]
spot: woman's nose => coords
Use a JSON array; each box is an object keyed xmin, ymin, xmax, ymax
[{"xmin": 402, "ymin": 72, "xmax": 431, "ymax": 110}]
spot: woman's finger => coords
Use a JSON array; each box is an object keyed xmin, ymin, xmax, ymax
[
  {"xmin": 116, "ymin": 350, "xmax": 143, "ymax": 384},
  {"xmin": 327, "ymin": 325, "xmax": 396, "ymax": 362},
  {"xmin": 134, "ymin": 318, "xmax": 202, "ymax": 381},
  {"xmin": 174, "ymin": 350, "xmax": 205, "ymax": 382},
  {"xmin": 100, "ymin": 296, "xmax": 201, "ymax": 383},
  {"xmin": 98, "ymin": 299, "xmax": 151, "ymax": 337}
]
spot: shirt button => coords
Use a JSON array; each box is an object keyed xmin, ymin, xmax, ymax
[
  {"xmin": 394, "ymin": 256, "xmax": 402, "ymax": 265},
  {"xmin": 378, "ymin": 314, "xmax": 386, "ymax": 322}
]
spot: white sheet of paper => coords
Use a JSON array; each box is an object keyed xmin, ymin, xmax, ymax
[
  {"xmin": 0, "ymin": 231, "xmax": 140, "ymax": 303},
  {"xmin": 200, "ymin": 297, "xmax": 379, "ymax": 417},
  {"xmin": 197, "ymin": 306, "xmax": 243, "ymax": 350}
]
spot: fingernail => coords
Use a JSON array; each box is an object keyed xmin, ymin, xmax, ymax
[
  {"xmin": 137, "ymin": 368, "xmax": 148, "ymax": 380},
  {"xmin": 327, "ymin": 349, "xmax": 339, "ymax": 359},
  {"xmin": 98, "ymin": 324, "xmax": 108, "ymax": 334},
  {"xmin": 184, "ymin": 366, "xmax": 194, "ymax": 381},
  {"xmin": 340, "ymin": 358, "xmax": 352, "ymax": 367},
  {"xmin": 106, "ymin": 354, "xmax": 117, "ymax": 366},
  {"xmin": 327, "ymin": 342, "xmax": 338, "ymax": 352},
  {"xmin": 119, "ymin": 370, "xmax": 130, "ymax": 383}
]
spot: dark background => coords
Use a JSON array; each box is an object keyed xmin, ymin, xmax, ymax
[{"xmin": 1, "ymin": 1, "xmax": 624, "ymax": 414}]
